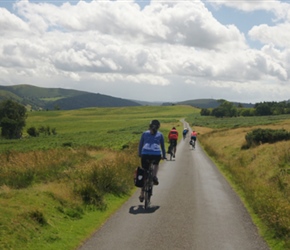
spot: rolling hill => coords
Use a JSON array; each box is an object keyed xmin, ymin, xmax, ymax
[
  {"xmin": 0, "ymin": 84, "xmax": 256, "ymax": 110},
  {"xmin": 0, "ymin": 84, "xmax": 141, "ymax": 110}
]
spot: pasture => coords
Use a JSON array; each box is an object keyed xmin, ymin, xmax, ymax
[
  {"xmin": 0, "ymin": 105, "xmax": 196, "ymax": 153},
  {"xmin": 1, "ymin": 105, "xmax": 290, "ymax": 249}
]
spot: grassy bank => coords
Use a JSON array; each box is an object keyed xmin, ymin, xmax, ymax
[
  {"xmin": 0, "ymin": 147, "xmax": 139, "ymax": 249},
  {"xmin": 193, "ymin": 118, "xmax": 290, "ymax": 249},
  {"xmin": 0, "ymin": 105, "xmax": 197, "ymax": 249}
]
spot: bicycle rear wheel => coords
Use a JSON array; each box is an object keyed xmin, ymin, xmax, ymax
[
  {"xmin": 144, "ymin": 189, "xmax": 151, "ymax": 209},
  {"xmin": 144, "ymin": 168, "xmax": 153, "ymax": 209}
]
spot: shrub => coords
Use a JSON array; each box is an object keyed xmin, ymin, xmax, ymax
[
  {"xmin": 76, "ymin": 183, "xmax": 106, "ymax": 210},
  {"xmin": 245, "ymin": 128, "xmax": 290, "ymax": 148},
  {"xmin": 27, "ymin": 125, "xmax": 56, "ymax": 137},
  {"xmin": 28, "ymin": 209, "xmax": 47, "ymax": 226},
  {"xmin": 27, "ymin": 126, "xmax": 39, "ymax": 137},
  {"xmin": 3, "ymin": 169, "xmax": 36, "ymax": 189}
]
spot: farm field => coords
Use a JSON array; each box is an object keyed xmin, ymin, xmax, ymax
[
  {"xmin": 0, "ymin": 105, "xmax": 196, "ymax": 153},
  {"xmin": 1, "ymin": 105, "xmax": 290, "ymax": 249},
  {"xmin": 0, "ymin": 105, "xmax": 197, "ymax": 250}
]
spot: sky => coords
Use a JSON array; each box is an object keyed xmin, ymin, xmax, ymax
[{"xmin": 1, "ymin": 0, "xmax": 290, "ymax": 103}]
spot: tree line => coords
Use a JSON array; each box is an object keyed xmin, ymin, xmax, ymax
[{"xmin": 200, "ymin": 99, "xmax": 290, "ymax": 118}]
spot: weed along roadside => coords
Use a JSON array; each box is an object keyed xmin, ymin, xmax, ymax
[
  {"xmin": 0, "ymin": 146, "xmax": 140, "ymax": 250},
  {"xmin": 196, "ymin": 123, "xmax": 290, "ymax": 249},
  {"xmin": 0, "ymin": 106, "xmax": 197, "ymax": 250}
]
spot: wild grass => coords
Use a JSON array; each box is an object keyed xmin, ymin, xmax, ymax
[
  {"xmin": 0, "ymin": 146, "xmax": 140, "ymax": 249},
  {"xmin": 0, "ymin": 105, "xmax": 197, "ymax": 249},
  {"xmin": 187, "ymin": 113, "xmax": 290, "ymax": 129},
  {"xmin": 197, "ymin": 120, "xmax": 290, "ymax": 249}
]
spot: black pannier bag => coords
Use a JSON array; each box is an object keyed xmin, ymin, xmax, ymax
[{"xmin": 134, "ymin": 166, "xmax": 144, "ymax": 188}]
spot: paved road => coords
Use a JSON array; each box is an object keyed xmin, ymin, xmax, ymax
[{"xmin": 78, "ymin": 127, "xmax": 269, "ymax": 250}]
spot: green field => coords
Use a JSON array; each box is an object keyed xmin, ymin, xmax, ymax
[
  {"xmin": 0, "ymin": 105, "xmax": 197, "ymax": 153},
  {"xmin": 0, "ymin": 105, "xmax": 198, "ymax": 250},
  {"xmin": 1, "ymin": 105, "xmax": 290, "ymax": 249}
]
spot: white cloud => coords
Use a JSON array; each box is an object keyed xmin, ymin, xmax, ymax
[
  {"xmin": 207, "ymin": 0, "xmax": 287, "ymax": 14},
  {"xmin": 0, "ymin": 8, "xmax": 29, "ymax": 34},
  {"xmin": 249, "ymin": 23, "xmax": 290, "ymax": 49},
  {"xmin": 0, "ymin": 0, "xmax": 290, "ymax": 103}
]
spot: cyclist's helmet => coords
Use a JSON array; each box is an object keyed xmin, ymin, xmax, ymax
[
  {"xmin": 149, "ymin": 119, "xmax": 160, "ymax": 131},
  {"xmin": 172, "ymin": 127, "xmax": 176, "ymax": 129}
]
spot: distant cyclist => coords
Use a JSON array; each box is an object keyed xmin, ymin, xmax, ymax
[
  {"xmin": 168, "ymin": 126, "xmax": 178, "ymax": 158},
  {"xmin": 190, "ymin": 130, "xmax": 197, "ymax": 148},
  {"xmin": 182, "ymin": 127, "xmax": 188, "ymax": 139},
  {"xmin": 138, "ymin": 120, "xmax": 166, "ymax": 202}
]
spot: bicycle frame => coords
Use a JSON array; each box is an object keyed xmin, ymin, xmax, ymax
[
  {"xmin": 190, "ymin": 139, "xmax": 196, "ymax": 149},
  {"xmin": 143, "ymin": 162, "xmax": 154, "ymax": 209}
]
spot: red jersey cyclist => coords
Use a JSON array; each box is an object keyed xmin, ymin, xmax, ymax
[
  {"xmin": 168, "ymin": 126, "xmax": 178, "ymax": 158},
  {"xmin": 190, "ymin": 130, "xmax": 197, "ymax": 148}
]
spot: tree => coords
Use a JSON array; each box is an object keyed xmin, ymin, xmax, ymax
[
  {"xmin": 254, "ymin": 103, "xmax": 271, "ymax": 116},
  {"xmin": 212, "ymin": 100, "xmax": 237, "ymax": 118},
  {"xmin": 200, "ymin": 108, "xmax": 211, "ymax": 116},
  {"xmin": 0, "ymin": 100, "xmax": 27, "ymax": 139}
]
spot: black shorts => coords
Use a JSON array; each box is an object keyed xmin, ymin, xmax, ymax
[
  {"xmin": 141, "ymin": 155, "xmax": 161, "ymax": 170},
  {"xmin": 191, "ymin": 136, "xmax": 196, "ymax": 141},
  {"xmin": 169, "ymin": 139, "xmax": 177, "ymax": 147}
]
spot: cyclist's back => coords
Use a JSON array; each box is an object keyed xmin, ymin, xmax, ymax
[{"xmin": 182, "ymin": 127, "xmax": 188, "ymax": 139}]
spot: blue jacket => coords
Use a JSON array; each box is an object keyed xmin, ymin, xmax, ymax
[{"xmin": 139, "ymin": 130, "xmax": 166, "ymax": 157}]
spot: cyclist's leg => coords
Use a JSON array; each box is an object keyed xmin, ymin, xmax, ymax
[
  {"xmin": 173, "ymin": 140, "xmax": 177, "ymax": 156},
  {"xmin": 152, "ymin": 155, "xmax": 161, "ymax": 184},
  {"xmin": 169, "ymin": 140, "xmax": 173, "ymax": 155}
]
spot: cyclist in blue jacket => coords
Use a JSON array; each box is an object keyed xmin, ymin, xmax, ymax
[{"xmin": 138, "ymin": 119, "xmax": 166, "ymax": 202}]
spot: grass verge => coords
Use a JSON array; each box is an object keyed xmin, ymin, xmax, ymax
[{"xmin": 196, "ymin": 123, "xmax": 290, "ymax": 249}]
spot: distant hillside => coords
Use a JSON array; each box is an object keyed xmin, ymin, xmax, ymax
[
  {"xmin": 45, "ymin": 93, "xmax": 142, "ymax": 110},
  {"xmin": 0, "ymin": 84, "xmax": 258, "ymax": 110},
  {"xmin": 0, "ymin": 84, "xmax": 141, "ymax": 110},
  {"xmin": 171, "ymin": 98, "xmax": 255, "ymax": 109}
]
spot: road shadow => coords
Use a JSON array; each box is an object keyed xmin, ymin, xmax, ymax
[{"xmin": 129, "ymin": 205, "xmax": 160, "ymax": 214}]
